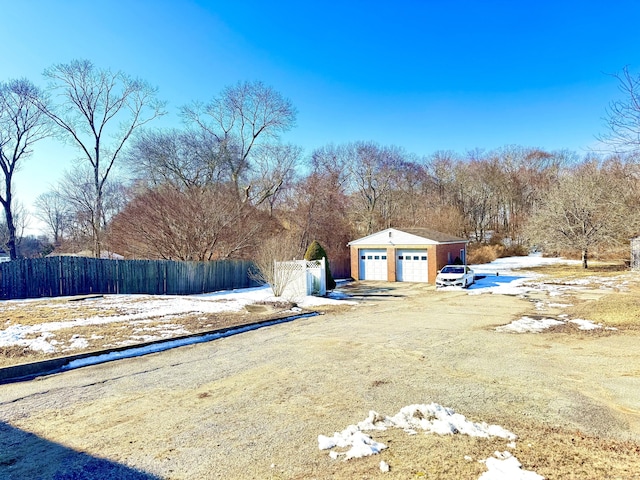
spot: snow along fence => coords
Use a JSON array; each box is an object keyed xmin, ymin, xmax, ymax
[
  {"xmin": 274, "ymin": 258, "xmax": 326, "ymax": 299},
  {"xmin": 0, "ymin": 257, "xmax": 259, "ymax": 300}
]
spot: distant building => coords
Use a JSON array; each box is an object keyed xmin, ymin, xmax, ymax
[{"xmin": 348, "ymin": 228, "xmax": 468, "ymax": 283}]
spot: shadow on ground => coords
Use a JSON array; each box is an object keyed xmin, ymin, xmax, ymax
[
  {"xmin": 0, "ymin": 421, "xmax": 160, "ymax": 480},
  {"xmin": 468, "ymin": 274, "xmax": 524, "ymax": 289},
  {"xmin": 336, "ymin": 282, "xmax": 407, "ymax": 298}
]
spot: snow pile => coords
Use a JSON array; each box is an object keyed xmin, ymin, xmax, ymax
[
  {"xmin": 318, "ymin": 426, "xmax": 387, "ymax": 460},
  {"xmin": 365, "ymin": 404, "xmax": 516, "ymax": 439},
  {"xmin": 319, "ymin": 404, "xmax": 544, "ymax": 479},
  {"xmin": 318, "ymin": 403, "xmax": 516, "ymax": 460}
]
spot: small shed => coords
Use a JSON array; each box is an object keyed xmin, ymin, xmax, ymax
[{"xmin": 348, "ymin": 228, "xmax": 468, "ymax": 283}]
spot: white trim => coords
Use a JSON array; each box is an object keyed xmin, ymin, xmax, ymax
[{"xmin": 348, "ymin": 228, "xmax": 467, "ymax": 246}]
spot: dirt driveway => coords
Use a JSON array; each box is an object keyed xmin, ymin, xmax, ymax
[{"xmin": 1, "ymin": 282, "xmax": 639, "ymax": 479}]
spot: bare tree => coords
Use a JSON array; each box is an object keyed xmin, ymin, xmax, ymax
[
  {"xmin": 285, "ymin": 169, "xmax": 354, "ymax": 268},
  {"xmin": 181, "ymin": 81, "xmax": 296, "ymax": 201},
  {"xmin": 525, "ymin": 160, "xmax": 636, "ymax": 268},
  {"xmin": 0, "ymin": 78, "xmax": 50, "ymax": 259},
  {"xmin": 249, "ymin": 143, "xmax": 302, "ymax": 213},
  {"xmin": 53, "ymin": 165, "xmax": 128, "ymax": 254},
  {"xmin": 126, "ymin": 128, "xmax": 226, "ymax": 189},
  {"xmin": 38, "ymin": 59, "xmax": 166, "ymax": 257},
  {"xmin": 600, "ymin": 66, "xmax": 640, "ymax": 153},
  {"xmin": 34, "ymin": 189, "xmax": 73, "ymax": 245},
  {"xmin": 342, "ymin": 141, "xmax": 406, "ymax": 235},
  {"xmin": 0, "ymin": 201, "xmax": 28, "ymax": 256}
]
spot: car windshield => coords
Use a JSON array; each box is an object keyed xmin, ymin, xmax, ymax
[{"xmin": 440, "ymin": 266, "xmax": 465, "ymax": 274}]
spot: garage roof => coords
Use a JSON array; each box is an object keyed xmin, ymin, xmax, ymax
[{"xmin": 348, "ymin": 228, "xmax": 468, "ymax": 246}]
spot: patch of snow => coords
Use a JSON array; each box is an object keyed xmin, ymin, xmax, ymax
[
  {"xmin": 379, "ymin": 460, "xmax": 390, "ymax": 472},
  {"xmin": 569, "ymin": 319, "xmax": 602, "ymax": 330},
  {"xmin": 479, "ymin": 451, "xmax": 544, "ymax": 480},
  {"xmin": 497, "ymin": 316, "xmax": 614, "ymax": 333},
  {"xmin": 468, "ymin": 254, "xmax": 583, "ymax": 297},
  {"xmin": 66, "ymin": 335, "xmax": 89, "ymax": 350},
  {"xmin": 496, "ymin": 317, "xmax": 564, "ymax": 333},
  {"xmin": 0, "ymin": 284, "xmax": 352, "ymax": 353},
  {"xmin": 0, "ymin": 326, "xmax": 57, "ymax": 353}
]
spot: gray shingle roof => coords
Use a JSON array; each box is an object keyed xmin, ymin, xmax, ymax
[{"xmin": 399, "ymin": 228, "xmax": 467, "ymax": 243}]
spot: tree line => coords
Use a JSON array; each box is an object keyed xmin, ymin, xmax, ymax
[{"xmin": 2, "ymin": 60, "xmax": 640, "ymax": 268}]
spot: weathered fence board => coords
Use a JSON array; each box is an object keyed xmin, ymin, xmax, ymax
[{"xmin": 0, "ymin": 257, "xmax": 258, "ymax": 300}]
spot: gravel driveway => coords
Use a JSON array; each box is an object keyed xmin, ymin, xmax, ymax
[{"xmin": 1, "ymin": 282, "xmax": 639, "ymax": 479}]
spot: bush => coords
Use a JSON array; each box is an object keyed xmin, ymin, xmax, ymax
[
  {"xmin": 249, "ymin": 234, "xmax": 304, "ymax": 297},
  {"xmin": 467, "ymin": 243, "xmax": 529, "ymax": 264},
  {"xmin": 304, "ymin": 240, "xmax": 337, "ymax": 290},
  {"xmin": 468, "ymin": 244, "xmax": 503, "ymax": 264}
]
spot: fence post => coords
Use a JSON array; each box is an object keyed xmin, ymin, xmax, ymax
[
  {"xmin": 164, "ymin": 261, "xmax": 168, "ymax": 295},
  {"xmin": 58, "ymin": 256, "xmax": 63, "ymax": 296}
]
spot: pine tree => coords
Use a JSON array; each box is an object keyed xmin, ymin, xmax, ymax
[{"xmin": 304, "ymin": 240, "xmax": 336, "ymax": 290}]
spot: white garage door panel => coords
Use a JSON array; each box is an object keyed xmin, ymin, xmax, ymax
[
  {"xmin": 396, "ymin": 249, "xmax": 428, "ymax": 282},
  {"xmin": 359, "ymin": 249, "xmax": 388, "ymax": 281}
]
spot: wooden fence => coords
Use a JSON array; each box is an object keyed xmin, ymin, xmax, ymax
[
  {"xmin": 0, "ymin": 257, "xmax": 259, "ymax": 300},
  {"xmin": 328, "ymin": 256, "xmax": 352, "ymax": 280}
]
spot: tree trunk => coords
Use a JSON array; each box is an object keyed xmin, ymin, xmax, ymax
[
  {"xmin": 2, "ymin": 186, "xmax": 17, "ymax": 260},
  {"xmin": 5, "ymin": 211, "xmax": 17, "ymax": 260},
  {"xmin": 93, "ymin": 188, "xmax": 103, "ymax": 259},
  {"xmin": 581, "ymin": 248, "xmax": 588, "ymax": 269}
]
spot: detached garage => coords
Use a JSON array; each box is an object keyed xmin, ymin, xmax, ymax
[{"xmin": 348, "ymin": 228, "xmax": 468, "ymax": 284}]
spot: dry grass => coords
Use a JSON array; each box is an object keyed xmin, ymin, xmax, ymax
[
  {"xmin": 521, "ymin": 261, "xmax": 628, "ymax": 279},
  {"xmin": 467, "ymin": 244, "xmax": 529, "ymax": 265},
  {"xmin": 0, "ymin": 299, "xmax": 121, "ymax": 327},
  {"xmin": 519, "ymin": 261, "xmax": 640, "ymax": 329},
  {"xmin": 566, "ymin": 286, "xmax": 640, "ymax": 329},
  {"xmin": 0, "ymin": 298, "xmax": 293, "ymax": 368}
]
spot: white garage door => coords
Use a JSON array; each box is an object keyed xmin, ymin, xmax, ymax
[
  {"xmin": 396, "ymin": 250, "xmax": 429, "ymax": 282},
  {"xmin": 359, "ymin": 249, "xmax": 388, "ymax": 281}
]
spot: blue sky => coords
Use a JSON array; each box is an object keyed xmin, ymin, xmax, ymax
[{"xmin": 3, "ymin": 0, "xmax": 640, "ymax": 234}]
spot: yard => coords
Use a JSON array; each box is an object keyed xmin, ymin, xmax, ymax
[{"xmin": 0, "ymin": 255, "xmax": 639, "ymax": 479}]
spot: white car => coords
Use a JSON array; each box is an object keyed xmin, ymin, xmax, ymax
[{"xmin": 435, "ymin": 265, "xmax": 475, "ymax": 288}]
